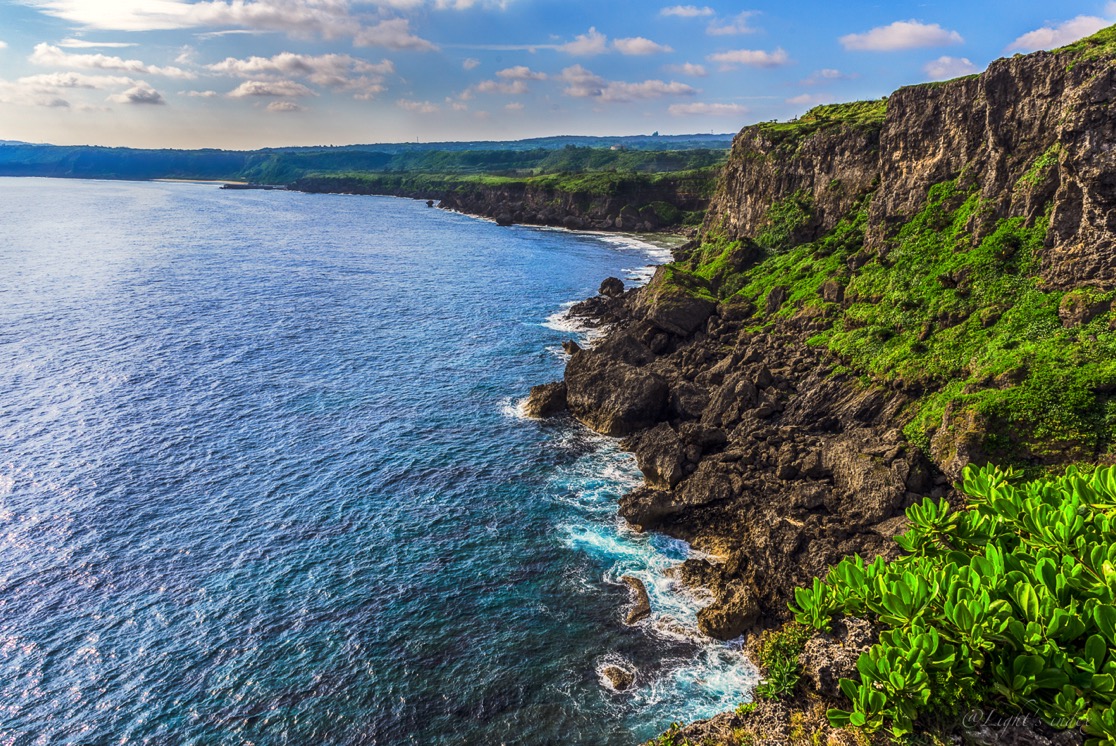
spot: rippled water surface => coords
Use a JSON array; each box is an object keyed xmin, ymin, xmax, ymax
[{"xmin": 0, "ymin": 178, "xmax": 756, "ymax": 745}]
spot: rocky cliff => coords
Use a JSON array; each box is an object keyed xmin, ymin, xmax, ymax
[
  {"xmin": 291, "ymin": 170, "xmax": 713, "ymax": 232},
  {"xmin": 529, "ymin": 26, "xmax": 1116, "ymax": 745}
]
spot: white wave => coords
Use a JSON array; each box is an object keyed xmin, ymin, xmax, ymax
[{"xmin": 499, "ymin": 396, "xmax": 530, "ymax": 420}]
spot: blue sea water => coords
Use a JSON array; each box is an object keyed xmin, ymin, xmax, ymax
[{"xmin": 0, "ymin": 178, "xmax": 757, "ymax": 745}]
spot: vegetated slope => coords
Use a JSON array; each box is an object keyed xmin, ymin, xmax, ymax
[{"xmin": 521, "ymin": 25, "xmax": 1116, "ymax": 746}]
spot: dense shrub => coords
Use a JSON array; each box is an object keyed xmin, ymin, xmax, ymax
[{"xmin": 790, "ymin": 464, "xmax": 1116, "ymax": 743}]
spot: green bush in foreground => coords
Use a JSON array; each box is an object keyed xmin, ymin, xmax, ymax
[{"xmin": 790, "ymin": 464, "xmax": 1116, "ymax": 743}]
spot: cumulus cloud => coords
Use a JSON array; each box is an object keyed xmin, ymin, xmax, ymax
[
  {"xmin": 665, "ymin": 62, "xmax": 707, "ymax": 77},
  {"xmin": 839, "ymin": 20, "xmax": 963, "ymax": 51},
  {"xmin": 30, "ymin": 43, "xmax": 195, "ymax": 78},
  {"xmin": 660, "ymin": 5, "xmax": 714, "ymax": 17},
  {"xmin": 108, "ymin": 80, "xmax": 165, "ymax": 104},
  {"xmin": 707, "ymin": 11, "xmax": 759, "ymax": 36},
  {"xmin": 923, "ymin": 56, "xmax": 979, "ymax": 80},
  {"xmin": 707, "ymin": 47, "xmax": 789, "ymax": 69},
  {"xmin": 668, "ymin": 102, "xmax": 747, "ymax": 116},
  {"xmin": 207, "ymin": 52, "xmax": 393, "ymax": 91},
  {"xmin": 266, "ymin": 100, "xmax": 305, "ymax": 112},
  {"xmin": 462, "ymin": 57, "xmax": 480, "ymax": 70},
  {"xmin": 19, "ymin": 71, "xmax": 134, "ymax": 89},
  {"xmin": 558, "ymin": 65, "xmax": 696, "ymax": 102},
  {"xmin": 558, "ymin": 27, "xmax": 608, "ymax": 55},
  {"xmin": 613, "ymin": 37, "xmax": 673, "ymax": 55},
  {"xmin": 472, "ymin": 78, "xmax": 528, "ymax": 94},
  {"xmin": 354, "ymin": 18, "xmax": 437, "ymax": 51},
  {"xmin": 183, "ymin": 89, "xmax": 219, "ymax": 97},
  {"xmin": 227, "ymin": 79, "xmax": 315, "ymax": 97},
  {"xmin": 397, "ymin": 98, "xmax": 439, "ymax": 113},
  {"xmin": 1007, "ymin": 16, "xmax": 1110, "ymax": 52},
  {"xmin": 496, "ymin": 65, "xmax": 546, "ymax": 80}
]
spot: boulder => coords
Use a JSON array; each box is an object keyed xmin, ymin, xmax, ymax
[
  {"xmin": 599, "ymin": 277, "xmax": 625, "ymax": 297},
  {"xmin": 524, "ymin": 381, "xmax": 568, "ymax": 418},
  {"xmin": 620, "ymin": 575, "xmax": 652, "ymax": 624},
  {"xmin": 697, "ymin": 582, "xmax": 760, "ymax": 640},
  {"xmin": 600, "ymin": 664, "xmax": 635, "ymax": 691},
  {"xmin": 633, "ymin": 266, "xmax": 716, "ymax": 336},
  {"xmin": 625, "ymin": 423, "xmax": 685, "ymax": 488},
  {"xmin": 565, "ymin": 338, "xmax": 668, "ymax": 436}
]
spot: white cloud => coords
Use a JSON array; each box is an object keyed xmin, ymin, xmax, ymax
[
  {"xmin": 660, "ymin": 5, "xmax": 714, "ymax": 17},
  {"xmin": 266, "ymin": 100, "xmax": 305, "ymax": 112},
  {"xmin": 227, "ymin": 79, "xmax": 315, "ymax": 97},
  {"xmin": 707, "ymin": 47, "xmax": 789, "ymax": 69},
  {"xmin": 18, "ymin": 71, "xmax": 134, "ymax": 89},
  {"xmin": 668, "ymin": 102, "xmax": 747, "ymax": 116},
  {"xmin": 923, "ymin": 56, "xmax": 978, "ymax": 80},
  {"xmin": 30, "ymin": 43, "xmax": 195, "ymax": 78},
  {"xmin": 839, "ymin": 20, "xmax": 963, "ymax": 51},
  {"xmin": 707, "ymin": 11, "xmax": 759, "ymax": 36},
  {"xmin": 0, "ymin": 41, "xmax": 7, "ymax": 50},
  {"xmin": 397, "ymin": 98, "xmax": 439, "ymax": 113},
  {"xmin": 1007, "ymin": 16, "xmax": 1110, "ymax": 52},
  {"xmin": 462, "ymin": 57, "xmax": 480, "ymax": 70},
  {"xmin": 207, "ymin": 52, "xmax": 393, "ymax": 88},
  {"xmin": 558, "ymin": 27, "xmax": 608, "ymax": 56},
  {"xmin": 354, "ymin": 18, "xmax": 437, "ymax": 51},
  {"xmin": 496, "ymin": 65, "xmax": 546, "ymax": 80},
  {"xmin": 613, "ymin": 37, "xmax": 673, "ymax": 55},
  {"xmin": 23, "ymin": 1, "xmax": 440, "ymax": 48},
  {"xmin": 108, "ymin": 80, "xmax": 165, "ymax": 104},
  {"xmin": 472, "ymin": 78, "xmax": 528, "ymax": 94},
  {"xmin": 665, "ymin": 62, "xmax": 707, "ymax": 76},
  {"xmin": 183, "ymin": 89, "xmax": 219, "ymax": 97},
  {"xmin": 558, "ymin": 65, "xmax": 696, "ymax": 102},
  {"xmin": 57, "ymin": 38, "xmax": 137, "ymax": 48},
  {"xmin": 786, "ymin": 92, "xmax": 832, "ymax": 106},
  {"xmin": 801, "ymin": 68, "xmax": 856, "ymax": 85},
  {"xmin": 504, "ymin": 101, "xmax": 524, "ymax": 110}
]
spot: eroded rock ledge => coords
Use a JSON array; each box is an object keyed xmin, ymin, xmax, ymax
[{"xmin": 533, "ymin": 271, "xmax": 947, "ymax": 639}]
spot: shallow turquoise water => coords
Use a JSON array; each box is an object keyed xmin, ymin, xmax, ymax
[{"xmin": 0, "ymin": 178, "xmax": 756, "ymax": 745}]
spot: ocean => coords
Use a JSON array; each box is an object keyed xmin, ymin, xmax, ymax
[{"xmin": 0, "ymin": 178, "xmax": 756, "ymax": 745}]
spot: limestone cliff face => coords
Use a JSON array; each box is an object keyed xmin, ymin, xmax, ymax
[{"xmin": 706, "ymin": 48, "xmax": 1116, "ymax": 289}]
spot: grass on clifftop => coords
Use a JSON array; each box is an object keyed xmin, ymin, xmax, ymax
[
  {"xmin": 684, "ymin": 177, "xmax": 1116, "ymax": 473},
  {"xmin": 1056, "ymin": 23, "xmax": 1116, "ymax": 62},
  {"xmin": 756, "ymin": 100, "xmax": 888, "ymax": 149}
]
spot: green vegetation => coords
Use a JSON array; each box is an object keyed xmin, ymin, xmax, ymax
[
  {"xmin": 756, "ymin": 100, "xmax": 888, "ymax": 149},
  {"xmin": 684, "ymin": 177, "xmax": 1116, "ymax": 470},
  {"xmin": 790, "ymin": 464, "xmax": 1116, "ymax": 743},
  {"xmin": 0, "ymin": 140, "xmax": 730, "ymax": 184},
  {"xmin": 1056, "ymin": 23, "xmax": 1116, "ymax": 62},
  {"xmin": 755, "ymin": 191, "xmax": 814, "ymax": 251},
  {"xmin": 753, "ymin": 622, "xmax": 813, "ymax": 700}
]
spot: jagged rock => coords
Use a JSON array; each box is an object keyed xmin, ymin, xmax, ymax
[
  {"xmin": 425, "ymin": 199, "xmax": 434, "ymax": 207},
  {"xmin": 524, "ymin": 381, "xmax": 567, "ymax": 418},
  {"xmin": 765, "ymin": 286, "xmax": 788, "ymax": 314},
  {"xmin": 634, "ymin": 266, "xmax": 716, "ymax": 336},
  {"xmin": 819, "ymin": 279, "xmax": 844, "ymax": 304},
  {"xmin": 930, "ymin": 403, "xmax": 990, "ymax": 482},
  {"xmin": 697, "ymin": 582, "xmax": 760, "ymax": 640},
  {"xmin": 495, "ymin": 214, "xmax": 514, "ymax": 226},
  {"xmin": 562, "ymin": 340, "xmax": 582, "ymax": 355},
  {"xmin": 620, "ymin": 575, "xmax": 652, "ymax": 624},
  {"xmin": 599, "ymin": 277, "xmax": 625, "ymax": 297},
  {"xmin": 565, "ymin": 339, "xmax": 669, "ymax": 436},
  {"xmin": 1059, "ymin": 292, "xmax": 1110, "ymax": 327},
  {"xmin": 798, "ymin": 617, "xmax": 878, "ymax": 699},
  {"xmin": 600, "ymin": 664, "xmax": 635, "ymax": 691},
  {"xmin": 624, "ymin": 423, "xmax": 685, "ymax": 488}
]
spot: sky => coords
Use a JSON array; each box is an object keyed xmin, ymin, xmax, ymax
[{"xmin": 0, "ymin": 0, "xmax": 1113, "ymax": 149}]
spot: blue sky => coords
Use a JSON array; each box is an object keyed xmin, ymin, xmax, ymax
[{"xmin": 0, "ymin": 0, "xmax": 1112, "ymax": 148}]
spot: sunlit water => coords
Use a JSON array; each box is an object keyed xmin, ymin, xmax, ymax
[{"xmin": 0, "ymin": 178, "xmax": 756, "ymax": 745}]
